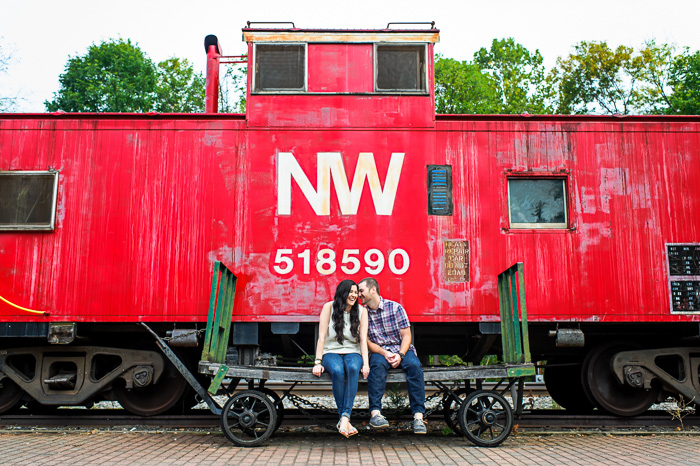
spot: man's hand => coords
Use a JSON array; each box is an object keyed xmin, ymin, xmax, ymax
[{"xmin": 385, "ymin": 352, "xmax": 401, "ymax": 368}]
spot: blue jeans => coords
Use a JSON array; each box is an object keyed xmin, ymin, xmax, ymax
[
  {"xmin": 322, "ymin": 352, "xmax": 363, "ymax": 419},
  {"xmin": 368, "ymin": 351, "xmax": 425, "ymax": 415}
]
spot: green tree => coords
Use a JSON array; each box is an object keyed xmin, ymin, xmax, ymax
[
  {"xmin": 667, "ymin": 49, "xmax": 700, "ymax": 114},
  {"xmin": 474, "ymin": 38, "xmax": 550, "ymax": 114},
  {"xmin": 154, "ymin": 58, "xmax": 205, "ymax": 112},
  {"xmin": 45, "ymin": 39, "xmax": 206, "ymax": 113},
  {"xmin": 46, "ymin": 39, "xmax": 157, "ymax": 112},
  {"xmin": 632, "ymin": 40, "xmax": 676, "ymax": 114},
  {"xmin": 551, "ymin": 40, "xmax": 678, "ymax": 115},
  {"xmin": 218, "ymin": 61, "xmax": 247, "ymax": 113},
  {"xmin": 434, "ymin": 55, "xmax": 500, "ymax": 114}
]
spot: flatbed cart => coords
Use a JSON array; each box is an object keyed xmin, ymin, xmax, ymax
[{"xmin": 143, "ymin": 262, "xmax": 534, "ymax": 448}]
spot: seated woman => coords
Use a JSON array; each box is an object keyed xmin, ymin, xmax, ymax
[{"xmin": 312, "ymin": 279, "xmax": 370, "ymax": 437}]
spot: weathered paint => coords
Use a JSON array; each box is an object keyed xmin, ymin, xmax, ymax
[
  {"xmin": 1, "ymin": 28, "xmax": 699, "ymax": 328},
  {"xmin": 1, "ymin": 115, "xmax": 699, "ymax": 326}
]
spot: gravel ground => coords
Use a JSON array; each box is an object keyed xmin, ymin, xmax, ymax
[{"xmin": 83, "ymin": 392, "xmax": 694, "ymax": 416}]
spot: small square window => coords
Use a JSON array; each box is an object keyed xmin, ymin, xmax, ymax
[
  {"xmin": 0, "ymin": 171, "xmax": 58, "ymax": 231},
  {"xmin": 376, "ymin": 45, "xmax": 426, "ymax": 92},
  {"xmin": 254, "ymin": 44, "xmax": 306, "ymax": 92},
  {"xmin": 508, "ymin": 178, "xmax": 568, "ymax": 229}
]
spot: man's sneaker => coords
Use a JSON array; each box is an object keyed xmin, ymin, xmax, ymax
[
  {"xmin": 369, "ymin": 413, "xmax": 389, "ymax": 429},
  {"xmin": 413, "ymin": 418, "xmax": 427, "ymax": 434}
]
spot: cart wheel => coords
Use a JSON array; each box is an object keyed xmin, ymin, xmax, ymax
[
  {"xmin": 258, "ymin": 387, "xmax": 285, "ymax": 432},
  {"xmin": 441, "ymin": 387, "xmax": 472, "ymax": 434},
  {"xmin": 220, "ymin": 390, "xmax": 277, "ymax": 447},
  {"xmin": 458, "ymin": 390, "xmax": 513, "ymax": 447}
]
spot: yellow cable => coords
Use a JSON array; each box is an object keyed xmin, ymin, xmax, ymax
[{"xmin": 0, "ymin": 294, "xmax": 50, "ymax": 316}]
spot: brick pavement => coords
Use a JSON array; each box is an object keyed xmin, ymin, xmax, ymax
[{"xmin": 0, "ymin": 429, "xmax": 698, "ymax": 465}]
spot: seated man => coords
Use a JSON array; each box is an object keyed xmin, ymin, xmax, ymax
[{"xmin": 358, "ymin": 278, "xmax": 426, "ymax": 434}]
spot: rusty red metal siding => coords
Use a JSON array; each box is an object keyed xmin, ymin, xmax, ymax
[
  {"xmin": 0, "ymin": 116, "xmax": 244, "ymax": 322},
  {"xmin": 307, "ymin": 44, "xmax": 373, "ymax": 93},
  {"xmin": 1, "ymin": 115, "xmax": 699, "ymax": 326}
]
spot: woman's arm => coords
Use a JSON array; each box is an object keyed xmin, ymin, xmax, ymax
[
  {"xmin": 359, "ymin": 306, "xmax": 370, "ymax": 379},
  {"xmin": 312, "ymin": 302, "xmax": 332, "ymax": 376}
]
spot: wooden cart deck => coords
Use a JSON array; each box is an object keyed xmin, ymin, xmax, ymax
[{"xmin": 198, "ymin": 362, "xmax": 536, "ymax": 383}]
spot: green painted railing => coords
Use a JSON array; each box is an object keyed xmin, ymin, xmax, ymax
[
  {"xmin": 201, "ymin": 261, "xmax": 237, "ymax": 364},
  {"xmin": 498, "ymin": 262, "xmax": 531, "ymax": 365}
]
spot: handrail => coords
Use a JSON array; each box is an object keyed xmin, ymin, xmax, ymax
[
  {"xmin": 498, "ymin": 262, "xmax": 531, "ymax": 364},
  {"xmin": 201, "ymin": 261, "xmax": 237, "ymax": 363}
]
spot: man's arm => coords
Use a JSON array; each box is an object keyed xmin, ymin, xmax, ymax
[
  {"xmin": 398, "ymin": 327, "xmax": 412, "ymax": 357},
  {"xmin": 367, "ymin": 339, "xmax": 386, "ymax": 355}
]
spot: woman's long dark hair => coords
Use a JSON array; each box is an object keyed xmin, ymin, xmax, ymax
[{"xmin": 332, "ymin": 279, "xmax": 360, "ymax": 345}]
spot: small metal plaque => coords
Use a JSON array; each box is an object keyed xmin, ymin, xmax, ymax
[
  {"xmin": 443, "ymin": 240, "xmax": 469, "ymax": 282},
  {"xmin": 668, "ymin": 244, "xmax": 700, "ymax": 276},
  {"xmin": 667, "ymin": 243, "xmax": 700, "ymax": 313},
  {"xmin": 670, "ymin": 281, "xmax": 700, "ymax": 312}
]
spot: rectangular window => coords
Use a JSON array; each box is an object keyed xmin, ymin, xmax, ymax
[
  {"xmin": 254, "ymin": 44, "xmax": 306, "ymax": 92},
  {"xmin": 0, "ymin": 171, "xmax": 58, "ymax": 231},
  {"xmin": 375, "ymin": 44, "xmax": 426, "ymax": 92},
  {"xmin": 507, "ymin": 178, "xmax": 567, "ymax": 229}
]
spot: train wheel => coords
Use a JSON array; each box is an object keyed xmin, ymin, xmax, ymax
[
  {"xmin": 458, "ymin": 390, "xmax": 513, "ymax": 447},
  {"xmin": 543, "ymin": 360, "xmax": 595, "ymax": 413},
  {"xmin": 258, "ymin": 387, "xmax": 284, "ymax": 432},
  {"xmin": 582, "ymin": 343, "xmax": 660, "ymax": 417},
  {"xmin": 220, "ymin": 390, "xmax": 277, "ymax": 447},
  {"xmin": 112, "ymin": 357, "xmax": 188, "ymax": 416},
  {"xmin": 0, "ymin": 378, "xmax": 24, "ymax": 414},
  {"xmin": 442, "ymin": 387, "xmax": 472, "ymax": 434}
]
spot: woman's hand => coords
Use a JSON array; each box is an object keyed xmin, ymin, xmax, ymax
[
  {"xmin": 361, "ymin": 364, "xmax": 370, "ymax": 379},
  {"xmin": 312, "ymin": 363, "xmax": 324, "ymax": 377}
]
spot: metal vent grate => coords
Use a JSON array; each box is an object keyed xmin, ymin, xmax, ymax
[{"xmin": 427, "ymin": 165, "xmax": 452, "ymax": 216}]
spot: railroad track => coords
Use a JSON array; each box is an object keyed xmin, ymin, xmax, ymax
[
  {"xmin": 2, "ymin": 383, "xmax": 696, "ymax": 430},
  {"xmin": 1, "ymin": 409, "xmax": 697, "ymax": 429}
]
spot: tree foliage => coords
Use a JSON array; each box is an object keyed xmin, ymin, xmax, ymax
[
  {"xmin": 154, "ymin": 58, "xmax": 205, "ymax": 113},
  {"xmin": 434, "ymin": 55, "xmax": 500, "ymax": 114},
  {"xmin": 435, "ymin": 38, "xmax": 552, "ymax": 115},
  {"xmin": 45, "ymin": 39, "xmax": 205, "ymax": 113},
  {"xmin": 474, "ymin": 38, "xmax": 549, "ymax": 114},
  {"xmin": 437, "ymin": 37, "xmax": 699, "ymax": 116},
  {"xmin": 0, "ymin": 38, "xmax": 19, "ymax": 111},
  {"xmin": 550, "ymin": 41, "xmax": 678, "ymax": 115},
  {"xmin": 218, "ymin": 62, "xmax": 247, "ymax": 113},
  {"xmin": 667, "ymin": 49, "xmax": 700, "ymax": 114}
]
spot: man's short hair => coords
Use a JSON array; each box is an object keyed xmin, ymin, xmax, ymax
[{"xmin": 359, "ymin": 277, "xmax": 380, "ymax": 296}]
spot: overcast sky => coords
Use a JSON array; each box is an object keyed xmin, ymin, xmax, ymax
[{"xmin": 1, "ymin": 0, "xmax": 699, "ymax": 112}]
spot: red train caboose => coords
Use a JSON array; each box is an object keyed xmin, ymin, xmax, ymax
[{"xmin": 1, "ymin": 24, "xmax": 699, "ymax": 417}]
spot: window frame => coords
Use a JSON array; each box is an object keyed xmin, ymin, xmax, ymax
[
  {"xmin": 0, "ymin": 170, "xmax": 59, "ymax": 231},
  {"xmin": 373, "ymin": 43, "xmax": 428, "ymax": 94},
  {"xmin": 252, "ymin": 42, "xmax": 308, "ymax": 94},
  {"xmin": 506, "ymin": 174, "xmax": 570, "ymax": 230}
]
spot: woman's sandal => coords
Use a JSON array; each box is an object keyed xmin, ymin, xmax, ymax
[
  {"xmin": 347, "ymin": 423, "xmax": 358, "ymax": 437},
  {"xmin": 337, "ymin": 420, "xmax": 351, "ymax": 438}
]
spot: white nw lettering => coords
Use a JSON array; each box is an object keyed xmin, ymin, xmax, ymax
[{"xmin": 277, "ymin": 152, "xmax": 405, "ymax": 216}]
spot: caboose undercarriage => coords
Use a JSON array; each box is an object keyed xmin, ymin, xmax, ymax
[{"xmin": 2, "ymin": 320, "xmax": 699, "ymax": 417}]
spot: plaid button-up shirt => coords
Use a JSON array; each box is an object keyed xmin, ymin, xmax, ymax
[{"xmin": 367, "ymin": 297, "xmax": 417, "ymax": 356}]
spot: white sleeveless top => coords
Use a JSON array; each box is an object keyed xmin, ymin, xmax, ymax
[{"xmin": 323, "ymin": 307, "xmax": 363, "ymax": 354}]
